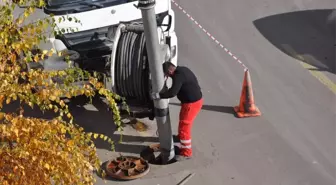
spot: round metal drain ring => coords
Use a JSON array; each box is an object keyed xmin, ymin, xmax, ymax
[{"xmin": 105, "ymin": 156, "xmax": 150, "ymax": 180}]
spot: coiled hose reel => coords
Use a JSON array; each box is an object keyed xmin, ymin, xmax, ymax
[{"xmin": 114, "ymin": 30, "xmax": 152, "ymax": 105}]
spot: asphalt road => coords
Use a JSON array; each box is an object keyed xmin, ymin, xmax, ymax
[
  {"xmin": 4, "ymin": 0, "xmax": 336, "ymax": 184},
  {"xmin": 160, "ymin": 0, "xmax": 336, "ymax": 184},
  {"xmin": 95, "ymin": 0, "xmax": 336, "ymax": 184}
]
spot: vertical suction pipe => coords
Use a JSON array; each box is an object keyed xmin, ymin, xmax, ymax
[{"xmin": 136, "ymin": 0, "xmax": 175, "ymax": 163}]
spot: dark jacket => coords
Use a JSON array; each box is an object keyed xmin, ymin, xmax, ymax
[{"xmin": 159, "ymin": 66, "xmax": 202, "ymax": 103}]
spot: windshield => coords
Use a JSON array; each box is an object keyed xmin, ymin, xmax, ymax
[
  {"xmin": 47, "ymin": 0, "xmax": 83, "ymax": 6},
  {"xmin": 44, "ymin": 0, "xmax": 137, "ymax": 15}
]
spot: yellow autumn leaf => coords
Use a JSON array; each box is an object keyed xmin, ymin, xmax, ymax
[
  {"xmin": 49, "ymin": 96, "xmax": 56, "ymax": 101},
  {"xmin": 48, "ymin": 49, "xmax": 55, "ymax": 56},
  {"xmin": 65, "ymin": 92, "xmax": 71, "ymax": 98},
  {"xmin": 13, "ymin": 166, "xmax": 18, "ymax": 173},
  {"xmin": 59, "ymin": 100, "xmax": 65, "ymax": 107},
  {"xmin": 44, "ymin": 163, "xmax": 50, "ymax": 170},
  {"xmin": 34, "ymin": 55, "xmax": 39, "ymax": 62},
  {"xmin": 13, "ymin": 128, "xmax": 19, "ymax": 136},
  {"xmin": 10, "ymin": 54, "xmax": 16, "ymax": 62},
  {"xmin": 67, "ymin": 140, "xmax": 74, "ymax": 147},
  {"xmin": 24, "ymin": 11, "xmax": 29, "ymax": 18},
  {"xmin": 39, "ymin": 0, "xmax": 45, "ymax": 8},
  {"xmin": 53, "ymin": 90, "xmax": 61, "ymax": 97},
  {"xmin": 61, "ymin": 127, "xmax": 66, "ymax": 134},
  {"xmin": 93, "ymin": 134, "xmax": 98, "ymax": 139},
  {"xmin": 0, "ymin": 112, "xmax": 4, "ymax": 120},
  {"xmin": 80, "ymin": 89, "xmax": 85, "ymax": 95},
  {"xmin": 17, "ymin": 18, "xmax": 24, "ymax": 25},
  {"xmin": 12, "ymin": 95, "xmax": 17, "ymax": 101}
]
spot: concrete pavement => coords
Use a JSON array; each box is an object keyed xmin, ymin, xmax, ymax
[{"xmin": 171, "ymin": 0, "xmax": 335, "ymax": 184}]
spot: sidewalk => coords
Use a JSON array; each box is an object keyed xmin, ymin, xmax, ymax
[{"xmin": 91, "ymin": 99, "xmax": 213, "ymax": 185}]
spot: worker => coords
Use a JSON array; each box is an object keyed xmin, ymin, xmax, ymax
[{"xmin": 151, "ymin": 62, "xmax": 203, "ymax": 161}]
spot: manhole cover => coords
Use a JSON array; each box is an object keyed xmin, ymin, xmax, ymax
[{"xmin": 105, "ymin": 156, "xmax": 150, "ymax": 180}]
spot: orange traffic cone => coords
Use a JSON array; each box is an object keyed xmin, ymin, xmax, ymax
[{"xmin": 234, "ymin": 69, "xmax": 261, "ymax": 118}]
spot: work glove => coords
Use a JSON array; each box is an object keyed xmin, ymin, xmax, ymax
[{"xmin": 150, "ymin": 92, "xmax": 160, "ymax": 100}]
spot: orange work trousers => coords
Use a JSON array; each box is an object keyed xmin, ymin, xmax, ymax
[{"xmin": 178, "ymin": 98, "xmax": 203, "ymax": 157}]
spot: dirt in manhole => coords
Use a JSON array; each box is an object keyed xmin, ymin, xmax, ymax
[{"xmin": 140, "ymin": 143, "xmax": 179, "ymax": 165}]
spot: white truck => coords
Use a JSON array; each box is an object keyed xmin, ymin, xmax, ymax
[{"xmin": 33, "ymin": 0, "xmax": 178, "ymax": 119}]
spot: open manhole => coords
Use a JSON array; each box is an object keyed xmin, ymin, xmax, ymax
[
  {"xmin": 105, "ymin": 156, "xmax": 150, "ymax": 180},
  {"xmin": 140, "ymin": 143, "xmax": 178, "ymax": 165}
]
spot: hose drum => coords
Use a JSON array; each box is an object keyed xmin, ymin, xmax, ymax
[{"xmin": 114, "ymin": 31, "xmax": 152, "ymax": 105}]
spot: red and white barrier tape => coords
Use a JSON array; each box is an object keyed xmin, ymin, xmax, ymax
[{"xmin": 171, "ymin": 0, "xmax": 248, "ymax": 71}]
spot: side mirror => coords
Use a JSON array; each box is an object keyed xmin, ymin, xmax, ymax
[{"xmin": 161, "ymin": 14, "xmax": 172, "ymax": 32}]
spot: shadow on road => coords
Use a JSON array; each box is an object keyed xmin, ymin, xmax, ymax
[
  {"xmin": 2, "ymin": 96, "xmax": 118, "ymax": 150},
  {"xmin": 170, "ymin": 102, "xmax": 235, "ymax": 115},
  {"xmin": 110, "ymin": 134, "xmax": 159, "ymax": 154},
  {"xmin": 1, "ymin": 101, "xmax": 59, "ymax": 120},
  {"xmin": 253, "ymin": 9, "xmax": 336, "ymax": 74},
  {"xmin": 110, "ymin": 134, "xmax": 180, "ymax": 156},
  {"xmin": 1, "ymin": 96, "xmax": 162, "ymax": 154},
  {"xmin": 63, "ymin": 97, "xmax": 161, "ymax": 154},
  {"xmin": 66, "ymin": 96, "xmax": 119, "ymax": 150},
  {"xmin": 201, "ymin": 105, "xmax": 235, "ymax": 114}
]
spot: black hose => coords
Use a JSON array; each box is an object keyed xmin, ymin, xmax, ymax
[
  {"xmin": 140, "ymin": 33, "xmax": 150, "ymax": 102},
  {"xmin": 133, "ymin": 33, "xmax": 142, "ymax": 99},
  {"xmin": 129, "ymin": 32, "xmax": 138, "ymax": 98},
  {"xmin": 138, "ymin": 33, "xmax": 145, "ymax": 100},
  {"xmin": 115, "ymin": 31, "xmax": 150, "ymax": 104}
]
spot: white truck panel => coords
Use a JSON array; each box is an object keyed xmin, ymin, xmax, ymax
[{"xmin": 53, "ymin": 0, "xmax": 170, "ymax": 32}]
